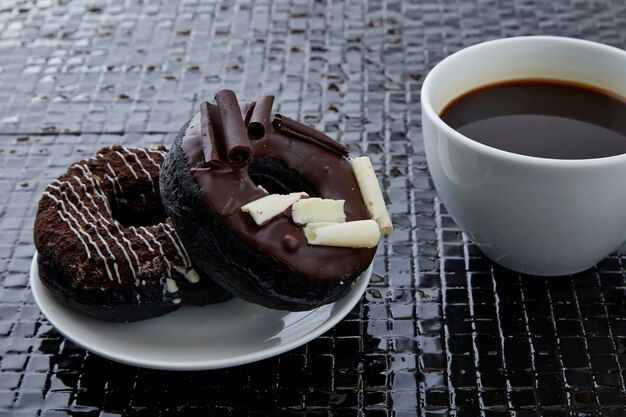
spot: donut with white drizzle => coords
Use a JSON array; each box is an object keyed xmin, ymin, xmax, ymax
[
  {"xmin": 34, "ymin": 145, "xmax": 231, "ymax": 322},
  {"xmin": 160, "ymin": 90, "xmax": 380, "ymax": 311}
]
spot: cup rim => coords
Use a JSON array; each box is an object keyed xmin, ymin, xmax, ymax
[{"xmin": 420, "ymin": 36, "xmax": 626, "ymax": 167}]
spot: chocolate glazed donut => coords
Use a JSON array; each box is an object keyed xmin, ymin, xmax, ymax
[
  {"xmin": 160, "ymin": 91, "xmax": 377, "ymax": 311},
  {"xmin": 34, "ymin": 146, "xmax": 231, "ymax": 322}
]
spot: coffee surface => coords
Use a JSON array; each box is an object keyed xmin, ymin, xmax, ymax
[{"xmin": 440, "ymin": 80, "xmax": 626, "ymax": 159}]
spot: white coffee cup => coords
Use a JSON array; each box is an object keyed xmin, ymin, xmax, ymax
[{"xmin": 420, "ymin": 36, "xmax": 626, "ymax": 276}]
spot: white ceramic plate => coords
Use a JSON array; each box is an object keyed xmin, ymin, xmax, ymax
[{"xmin": 30, "ymin": 252, "xmax": 372, "ymax": 370}]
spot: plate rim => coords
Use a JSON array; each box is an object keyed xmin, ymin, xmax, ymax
[{"xmin": 30, "ymin": 252, "xmax": 372, "ymax": 371}]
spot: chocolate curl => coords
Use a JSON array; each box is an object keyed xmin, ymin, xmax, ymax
[
  {"xmin": 247, "ymin": 95, "xmax": 275, "ymax": 139},
  {"xmin": 200, "ymin": 90, "xmax": 253, "ymax": 167},
  {"xmin": 215, "ymin": 90, "xmax": 253, "ymax": 166},
  {"xmin": 273, "ymin": 114, "xmax": 349, "ymax": 157},
  {"xmin": 200, "ymin": 101, "xmax": 223, "ymax": 165}
]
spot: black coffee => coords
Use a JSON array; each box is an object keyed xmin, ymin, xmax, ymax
[{"xmin": 440, "ymin": 80, "xmax": 626, "ymax": 159}]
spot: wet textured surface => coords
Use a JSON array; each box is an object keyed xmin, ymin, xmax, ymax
[{"xmin": 1, "ymin": 0, "xmax": 626, "ymax": 415}]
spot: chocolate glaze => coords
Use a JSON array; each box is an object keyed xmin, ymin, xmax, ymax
[{"xmin": 182, "ymin": 97, "xmax": 376, "ymax": 282}]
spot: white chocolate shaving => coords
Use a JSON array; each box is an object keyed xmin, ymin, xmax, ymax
[
  {"xmin": 291, "ymin": 198, "xmax": 346, "ymax": 225},
  {"xmin": 241, "ymin": 192, "xmax": 309, "ymax": 225},
  {"xmin": 304, "ymin": 220, "xmax": 381, "ymax": 248},
  {"xmin": 351, "ymin": 156, "xmax": 393, "ymax": 234}
]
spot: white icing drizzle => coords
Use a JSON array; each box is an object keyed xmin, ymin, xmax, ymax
[
  {"xmin": 173, "ymin": 266, "xmax": 200, "ymax": 284},
  {"xmin": 148, "ymin": 146, "xmax": 168, "ymax": 158},
  {"xmin": 166, "ymin": 278, "xmax": 179, "ymax": 293},
  {"xmin": 159, "ymin": 223, "xmax": 190, "ymax": 268},
  {"xmin": 68, "ymin": 177, "xmax": 111, "ymax": 224},
  {"xmin": 158, "ymin": 276, "xmax": 168, "ymax": 300},
  {"xmin": 44, "ymin": 192, "xmax": 115, "ymax": 281},
  {"xmin": 105, "ymin": 174, "xmax": 117, "ymax": 196},
  {"xmin": 105, "ymin": 162, "xmax": 123, "ymax": 194},
  {"xmin": 73, "ymin": 164, "xmax": 112, "ymax": 214},
  {"xmin": 53, "ymin": 180, "xmax": 104, "ymax": 223},
  {"xmin": 113, "ymin": 262, "xmax": 120, "ymax": 282},
  {"xmin": 57, "ymin": 211, "xmax": 92, "ymax": 258},
  {"xmin": 97, "ymin": 218, "xmax": 138, "ymax": 279},
  {"xmin": 139, "ymin": 226, "xmax": 172, "ymax": 276},
  {"xmin": 112, "ymin": 221, "xmax": 142, "ymax": 270},
  {"xmin": 49, "ymin": 183, "xmax": 94, "ymax": 225},
  {"xmin": 164, "ymin": 223, "xmax": 192, "ymax": 264},
  {"xmin": 122, "ymin": 147, "xmax": 155, "ymax": 193},
  {"xmin": 49, "ymin": 181, "xmax": 137, "ymax": 281},
  {"xmin": 47, "ymin": 183, "xmax": 122, "ymax": 283},
  {"xmin": 44, "ymin": 192, "xmax": 92, "ymax": 258},
  {"xmin": 129, "ymin": 226, "xmax": 155, "ymax": 253},
  {"xmin": 136, "ymin": 147, "xmax": 162, "ymax": 170},
  {"xmin": 114, "ymin": 150, "xmax": 139, "ymax": 179}
]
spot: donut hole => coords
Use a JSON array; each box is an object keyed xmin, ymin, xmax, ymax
[
  {"xmin": 111, "ymin": 197, "xmax": 168, "ymax": 227},
  {"xmin": 248, "ymin": 156, "xmax": 317, "ymax": 196}
]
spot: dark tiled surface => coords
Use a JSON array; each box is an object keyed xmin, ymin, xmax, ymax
[{"xmin": 1, "ymin": 0, "xmax": 626, "ymax": 415}]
